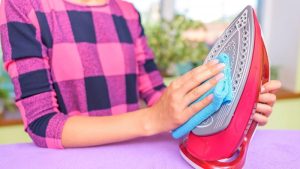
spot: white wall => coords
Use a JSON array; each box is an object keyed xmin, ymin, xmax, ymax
[{"xmin": 260, "ymin": 0, "xmax": 300, "ymax": 92}]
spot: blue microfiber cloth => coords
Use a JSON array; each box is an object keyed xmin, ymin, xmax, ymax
[{"xmin": 172, "ymin": 53, "xmax": 233, "ymax": 139}]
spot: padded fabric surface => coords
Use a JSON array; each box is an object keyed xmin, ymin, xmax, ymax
[{"xmin": 0, "ymin": 131, "xmax": 299, "ymax": 169}]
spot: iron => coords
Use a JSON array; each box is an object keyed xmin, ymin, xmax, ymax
[{"xmin": 179, "ymin": 6, "xmax": 270, "ymax": 169}]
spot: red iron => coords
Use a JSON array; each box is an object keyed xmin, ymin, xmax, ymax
[{"xmin": 179, "ymin": 6, "xmax": 270, "ymax": 169}]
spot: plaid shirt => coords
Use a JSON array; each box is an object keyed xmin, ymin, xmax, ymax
[{"xmin": 0, "ymin": 0, "xmax": 165, "ymax": 148}]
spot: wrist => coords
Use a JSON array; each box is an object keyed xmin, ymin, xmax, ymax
[{"xmin": 141, "ymin": 107, "xmax": 161, "ymax": 137}]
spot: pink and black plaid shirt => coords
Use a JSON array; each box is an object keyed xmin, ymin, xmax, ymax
[{"xmin": 0, "ymin": 0, "xmax": 165, "ymax": 148}]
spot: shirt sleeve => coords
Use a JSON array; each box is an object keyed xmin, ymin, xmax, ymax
[
  {"xmin": 132, "ymin": 8, "xmax": 166, "ymax": 106},
  {"xmin": 0, "ymin": 0, "xmax": 68, "ymax": 149}
]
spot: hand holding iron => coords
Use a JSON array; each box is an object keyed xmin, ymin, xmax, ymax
[
  {"xmin": 254, "ymin": 80, "xmax": 282, "ymax": 126},
  {"xmin": 146, "ymin": 60, "xmax": 225, "ymax": 135}
]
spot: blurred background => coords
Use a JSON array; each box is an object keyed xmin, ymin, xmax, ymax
[{"xmin": 0, "ymin": 0, "xmax": 299, "ymax": 144}]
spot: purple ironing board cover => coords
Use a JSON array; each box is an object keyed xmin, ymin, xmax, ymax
[{"xmin": 0, "ymin": 130, "xmax": 299, "ymax": 169}]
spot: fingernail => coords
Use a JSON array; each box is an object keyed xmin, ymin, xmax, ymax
[
  {"xmin": 207, "ymin": 94, "xmax": 214, "ymax": 100},
  {"xmin": 215, "ymin": 73, "xmax": 224, "ymax": 80},
  {"xmin": 261, "ymin": 86, "xmax": 266, "ymax": 93},
  {"xmin": 210, "ymin": 59, "xmax": 219, "ymax": 64},
  {"xmin": 217, "ymin": 63, "xmax": 226, "ymax": 69}
]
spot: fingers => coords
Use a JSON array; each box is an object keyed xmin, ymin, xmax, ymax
[
  {"xmin": 174, "ymin": 60, "xmax": 218, "ymax": 88},
  {"xmin": 256, "ymin": 103, "xmax": 272, "ymax": 117},
  {"xmin": 183, "ymin": 94, "xmax": 213, "ymax": 120},
  {"xmin": 189, "ymin": 60, "xmax": 220, "ymax": 78},
  {"xmin": 262, "ymin": 80, "xmax": 282, "ymax": 94},
  {"xmin": 253, "ymin": 113, "xmax": 268, "ymax": 126},
  {"xmin": 258, "ymin": 93, "xmax": 277, "ymax": 106},
  {"xmin": 178, "ymin": 62, "xmax": 225, "ymax": 95},
  {"xmin": 183, "ymin": 73, "xmax": 224, "ymax": 106},
  {"xmin": 255, "ymin": 86, "xmax": 278, "ymax": 125}
]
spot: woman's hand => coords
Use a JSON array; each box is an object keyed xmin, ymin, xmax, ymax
[
  {"xmin": 254, "ymin": 80, "xmax": 282, "ymax": 126},
  {"xmin": 145, "ymin": 60, "xmax": 225, "ymax": 135}
]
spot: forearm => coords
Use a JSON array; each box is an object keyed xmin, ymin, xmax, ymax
[{"xmin": 61, "ymin": 107, "xmax": 157, "ymax": 148}]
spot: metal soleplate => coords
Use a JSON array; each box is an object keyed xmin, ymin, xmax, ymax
[{"xmin": 192, "ymin": 6, "xmax": 255, "ymax": 136}]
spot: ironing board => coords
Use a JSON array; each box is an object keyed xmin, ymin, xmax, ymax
[{"xmin": 0, "ymin": 130, "xmax": 299, "ymax": 169}]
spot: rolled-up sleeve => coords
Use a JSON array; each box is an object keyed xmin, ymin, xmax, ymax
[{"xmin": 0, "ymin": 0, "xmax": 68, "ymax": 149}]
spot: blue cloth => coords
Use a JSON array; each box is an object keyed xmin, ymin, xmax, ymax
[{"xmin": 172, "ymin": 53, "xmax": 233, "ymax": 139}]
